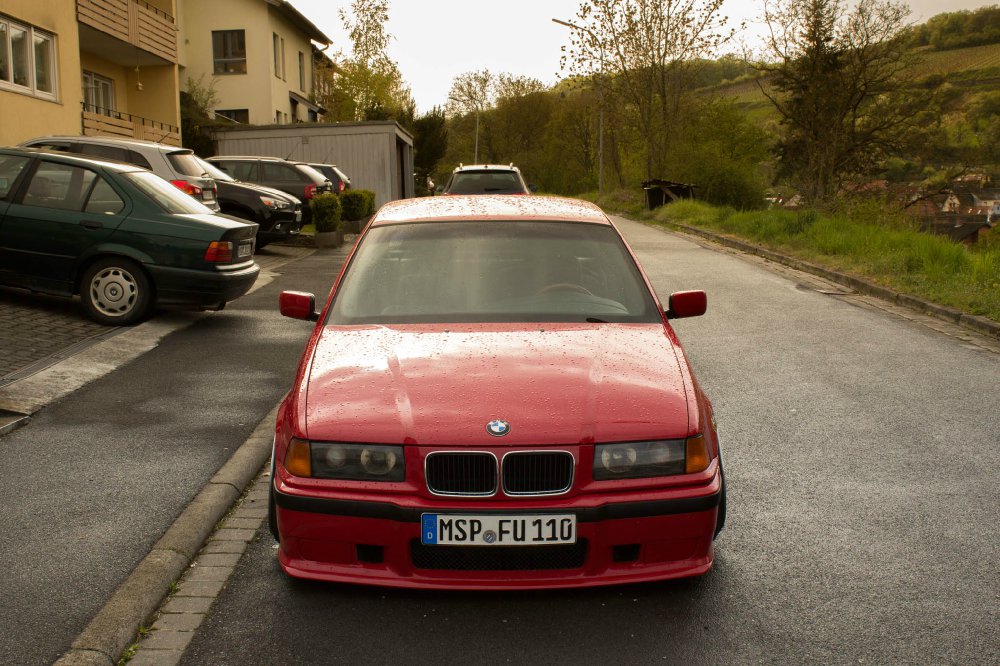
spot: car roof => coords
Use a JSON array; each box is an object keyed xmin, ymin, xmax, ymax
[
  {"xmin": 22, "ymin": 135, "xmax": 189, "ymax": 153},
  {"xmin": 452, "ymin": 164, "xmax": 521, "ymax": 173},
  {"xmin": 371, "ymin": 195, "xmax": 610, "ymax": 226},
  {"xmin": 208, "ymin": 156, "xmax": 300, "ymax": 163},
  {"xmin": 0, "ymin": 146, "xmax": 143, "ymax": 172}
]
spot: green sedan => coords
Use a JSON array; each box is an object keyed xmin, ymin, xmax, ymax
[{"xmin": 0, "ymin": 148, "xmax": 260, "ymax": 325}]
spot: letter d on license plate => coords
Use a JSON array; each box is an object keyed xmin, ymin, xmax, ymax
[{"xmin": 421, "ymin": 514, "xmax": 576, "ymax": 546}]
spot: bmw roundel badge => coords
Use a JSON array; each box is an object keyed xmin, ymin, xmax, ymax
[{"xmin": 486, "ymin": 419, "xmax": 511, "ymax": 437}]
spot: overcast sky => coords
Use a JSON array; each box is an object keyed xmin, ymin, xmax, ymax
[{"xmin": 291, "ymin": 0, "xmax": 994, "ymax": 113}]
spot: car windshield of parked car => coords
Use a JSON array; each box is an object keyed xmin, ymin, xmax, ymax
[
  {"xmin": 448, "ymin": 171, "xmax": 525, "ymax": 194},
  {"xmin": 124, "ymin": 171, "xmax": 213, "ymax": 214},
  {"xmin": 329, "ymin": 221, "xmax": 660, "ymax": 324},
  {"xmin": 196, "ymin": 158, "xmax": 235, "ymax": 182}
]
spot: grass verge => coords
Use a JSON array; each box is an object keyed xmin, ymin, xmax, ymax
[{"xmin": 585, "ymin": 190, "xmax": 1000, "ymax": 322}]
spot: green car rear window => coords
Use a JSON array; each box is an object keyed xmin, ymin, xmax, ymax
[{"xmin": 124, "ymin": 171, "xmax": 212, "ymax": 214}]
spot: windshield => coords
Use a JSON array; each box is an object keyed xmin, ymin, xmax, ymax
[
  {"xmin": 124, "ymin": 171, "xmax": 213, "ymax": 214},
  {"xmin": 196, "ymin": 157, "xmax": 235, "ymax": 182},
  {"xmin": 329, "ymin": 221, "xmax": 659, "ymax": 324},
  {"xmin": 448, "ymin": 171, "xmax": 526, "ymax": 194}
]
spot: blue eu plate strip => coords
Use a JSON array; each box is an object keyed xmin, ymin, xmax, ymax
[{"xmin": 421, "ymin": 514, "xmax": 438, "ymax": 545}]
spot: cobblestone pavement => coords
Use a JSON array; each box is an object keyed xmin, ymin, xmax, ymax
[{"xmin": 0, "ymin": 244, "xmax": 315, "ymax": 386}]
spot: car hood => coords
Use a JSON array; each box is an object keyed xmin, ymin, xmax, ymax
[
  {"xmin": 239, "ymin": 181, "xmax": 301, "ymax": 204},
  {"xmin": 301, "ymin": 323, "xmax": 690, "ymax": 446}
]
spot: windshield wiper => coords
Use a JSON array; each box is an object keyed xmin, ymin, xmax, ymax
[{"xmin": 586, "ymin": 317, "xmax": 608, "ymax": 323}]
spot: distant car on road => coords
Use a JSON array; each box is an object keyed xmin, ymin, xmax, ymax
[
  {"xmin": 307, "ymin": 163, "xmax": 351, "ymax": 193},
  {"xmin": 195, "ymin": 157, "xmax": 301, "ymax": 249},
  {"xmin": 0, "ymin": 148, "xmax": 260, "ymax": 325},
  {"xmin": 440, "ymin": 164, "xmax": 531, "ymax": 195},
  {"xmin": 270, "ymin": 194, "xmax": 724, "ymax": 589},
  {"xmin": 206, "ymin": 156, "xmax": 333, "ymax": 224},
  {"xmin": 19, "ymin": 136, "xmax": 222, "ymax": 212}
]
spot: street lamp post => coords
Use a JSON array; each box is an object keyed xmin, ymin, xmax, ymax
[{"xmin": 553, "ymin": 18, "xmax": 604, "ymax": 195}]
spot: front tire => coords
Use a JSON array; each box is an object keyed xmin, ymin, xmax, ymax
[{"xmin": 80, "ymin": 257, "xmax": 152, "ymax": 326}]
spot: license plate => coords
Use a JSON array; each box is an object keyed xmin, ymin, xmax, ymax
[
  {"xmin": 203, "ymin": 190, "xmax": 216, "ymax": 202},
  {"xmin": 421, "ymin": 514, "xmax": 576, "ymax": 546},
  {"xmin": 237, "ymin": 242, "xmax": 252, "ymax": 258},
  {"xmin": 294, "ymin": 210, "xmax": 302, "ymax": 223}
]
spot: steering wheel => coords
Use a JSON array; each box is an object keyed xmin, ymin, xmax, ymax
[{"xmin": 534, "ymin": 282, "xmax": 594, "ymax": 297}]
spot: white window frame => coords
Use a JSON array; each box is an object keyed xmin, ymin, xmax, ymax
[
  {"xmin": 273, "ymin": 33, "xmax": 280, "ymax": 78},
  {"xmin": 0, "ymin": 15, "xmax": 58, "ymax": 102},
  {"xmin": 280, "ymin": 37, "xmax": 286, "ymax": 80},
  {"xmin": 82, "ymin": 70, "xmax": 115, "ymax": 114}
]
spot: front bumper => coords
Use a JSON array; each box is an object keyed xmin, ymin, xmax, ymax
[
  {"xmin": 274, "ymin": 473, "xmax": 721, "ymax": 590},
  {"xmin": 258, "ymin": 209, "xmax": 301, "ymax": 244}
]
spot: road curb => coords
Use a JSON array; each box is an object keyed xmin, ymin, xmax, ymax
[
  {"xmin": 54, "ymin": 405, "xmax": 278, "ymax": 666},
  {"xmin": 656, "ymin": 220, "xmax": 1000, "ymax": 340}
]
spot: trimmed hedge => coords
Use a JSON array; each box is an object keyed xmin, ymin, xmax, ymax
[
  {"xmin": 340, "ymin": 189, "xmax": 376, "ymax": 233},
  {"xmin": 311, "ymin": 192, "xmax": 342, "ymax": 233},
  {"xmin": 340, "ymin": 190, "xmax": 367, "ymax": 222}
]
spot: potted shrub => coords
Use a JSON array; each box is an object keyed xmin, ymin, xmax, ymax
[
  {"xmin": 340, "ymin": 189, "xmax": 376, "ymax": 234},
  {"xmin": 311, "ymin": 192, "xmax": 343, "ymax": 248}
]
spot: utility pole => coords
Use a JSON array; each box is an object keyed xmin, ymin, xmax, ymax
[{"xmin": 552, "ymin": 18, "xmax": 604, "ymax": 195}]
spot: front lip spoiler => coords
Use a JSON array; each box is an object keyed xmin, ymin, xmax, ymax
[{"xmin": 273, "ymin": 488, "xmax": 721, "ymax": 523}]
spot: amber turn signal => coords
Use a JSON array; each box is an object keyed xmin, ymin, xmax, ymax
[
  {"xmin": 284, "ymin": 438, "xmax": 312, "ymax": 477},
  {"xmin": 685, "ymin": 434, "xmax": 711, "ymax": 474}
]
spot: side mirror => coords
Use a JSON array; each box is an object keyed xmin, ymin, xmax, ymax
[
  {"xmin": 279, "ymin": 291, "xmax": 318, "ymax": 321},
  {"xmin": 665, "ymin": 290, "xmax": 707, "ymax": 319}
]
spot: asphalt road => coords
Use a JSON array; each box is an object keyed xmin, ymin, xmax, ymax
[
  {"xmin": 177, "ymin": 216, "xmax": 999, "ymax": 664},
  {"xmin": 0, "ymin": 246, "xmax": 348, "ymax": 665}
]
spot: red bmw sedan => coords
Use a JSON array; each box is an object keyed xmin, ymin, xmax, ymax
[{"xmin": 271, "ymin": 195, "xmax": 725, "ymax": 589}]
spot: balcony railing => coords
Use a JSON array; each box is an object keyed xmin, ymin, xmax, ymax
[
  {"xmin": 82, "ymin": 104, "xmax": 181, "ymax": 146},
  {"xmin": 77, "ymin": 0, "xmax": 178, "ymax": 63}
]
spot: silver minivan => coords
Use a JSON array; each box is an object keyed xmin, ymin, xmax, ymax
[{"xmin": 19, "ymin": 136, "xmax": 221, "ymax": 212}]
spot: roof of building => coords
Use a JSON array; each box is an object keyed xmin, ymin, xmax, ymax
[{"xmin": 265, "ymin": 0, "xmax": 331, "ymax": 45}]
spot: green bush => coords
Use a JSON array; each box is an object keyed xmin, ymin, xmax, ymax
[
  {"xmin": 311, "ymin": 193, "xmax": 341, "ymax": 233},
  {"xmin": 339, "ymin": 189, "xmax": 377, "ymax": 233},
  {"xmin": 340, "ymin": 190, "xmax": 369, "ymax": 222}
]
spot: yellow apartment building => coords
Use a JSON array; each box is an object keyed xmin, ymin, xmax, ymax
[
  {"xmin": 177, "ymin": 0, "xmax": 330, "ymax": 126},
  {"xmin": 0, "ymin": 0, "xmax": 181, "ymax": 146}
]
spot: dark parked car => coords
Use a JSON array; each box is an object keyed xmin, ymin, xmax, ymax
[
  {"xmin": 195, "ymin": 157, "xmax": 301, "ymax": 249},
  {"xmin": 0, "ymin": 148, "xmax": 260, "ymax": 325},
  {"xmin": 307, "ymin": 163, "xmax": 351, "ymax": 193},
  {"xmin": 206, "ymin": 157, "xmax": 333, "ymax": 223},
  {"xmin": 441, "ymin": 164, "xmax": 531, "ymax": 195},
  {"xmin": 19, "ymin": 136, "xmax": 222, "ymax": 212}
]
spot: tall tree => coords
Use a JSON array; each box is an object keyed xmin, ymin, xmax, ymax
[
  {"xmin": 321, "ymin": 0, "xmax": 413, "ymax": 122},
  {"xmin": 413, "ymin": 107, "xmax": 448, "ymax": 194},
  {"xmin": 561, "ymin": 0, "xmax": 736, "ymax": 178},
  {"xmin": 445, "ymin": 70, "xmax": 494, "ymax": 162},
  {"xmin": 755, "ymin": 0, "xmax": 925, "ymax": 201}
]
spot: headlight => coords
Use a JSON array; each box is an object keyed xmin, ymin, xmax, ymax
[
  {"xmin": 593, "ymin": 435, "xmax": 710, "ymax": 480},
  {"xmin": 260, "ymin": 196, "xmax": 289, "ymax": 209},
  {"xmin": 284, "ymin": 440, "xmax": 405, "ymax": 481}
]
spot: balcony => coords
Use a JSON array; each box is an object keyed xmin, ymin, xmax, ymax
[
  {"xmin": 82, "ymin": 104, "xmax": 181, "ymax": 146},
  {"xmin": 77, "ymin": 0, "xmax": 177, "ymax": 64}
]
